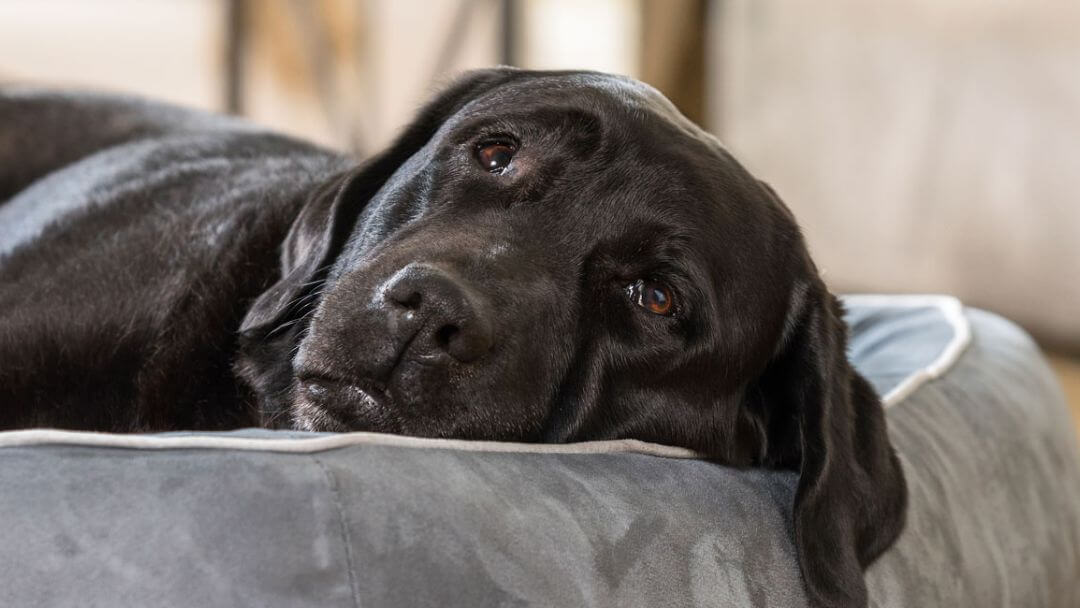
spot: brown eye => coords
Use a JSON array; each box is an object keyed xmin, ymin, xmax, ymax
[
  {"xmin": 475, "ymin": 140, "xmax": 517, "ymax": 173},
  {"xmin": 628, "ymin": 279, "xmax": 675, "ymax": 316}
]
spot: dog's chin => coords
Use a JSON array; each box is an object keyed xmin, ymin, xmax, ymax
[{"xmin": 292, "ymin": 376, "xmax": 401, "ymax": 433}]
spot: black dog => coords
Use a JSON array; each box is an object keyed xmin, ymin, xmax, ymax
[{"xmin": 0, "ymin": 69, "xmax": 905, "ymax": 607}]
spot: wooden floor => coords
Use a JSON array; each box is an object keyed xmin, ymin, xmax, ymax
[{"xmin": 1049, "ymin": 355, "xmax": 1080, "ymax": 440}]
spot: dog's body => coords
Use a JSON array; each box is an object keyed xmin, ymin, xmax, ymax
[
  {"xmin": 0, "ymin": 91, "xmax": 348, "ymax": 430},
  {"xmin": 0, "ymin": 70, "xmax": 905, "ymax": 607}
]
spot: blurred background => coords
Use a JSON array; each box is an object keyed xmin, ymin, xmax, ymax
[{"xmin": 0, "ymin": 0, "xmax": 1076, "ymax": 429}]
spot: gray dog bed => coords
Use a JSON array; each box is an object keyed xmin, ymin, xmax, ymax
[{"xmin": 2, "ymin": 295, "xmax": 1078, "ymax": 607}]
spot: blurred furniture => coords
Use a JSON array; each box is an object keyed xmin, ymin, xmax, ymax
[{"xmin": 711, "ymin": 0, "xmax": 1080, "ymax": 353}]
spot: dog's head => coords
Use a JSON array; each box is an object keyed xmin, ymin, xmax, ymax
[{"xmin": 237, "ymin": 68, "xmax": 905, "ymax": 606}]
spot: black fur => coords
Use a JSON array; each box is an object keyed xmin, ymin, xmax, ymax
[{"xmin": 0, "ymin": 69, "xmax": 905, "ymax": 606}]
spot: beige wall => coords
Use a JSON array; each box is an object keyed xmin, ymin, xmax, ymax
[
  {"xmin": 0, "ymin": 0, "xmax": 224, "ymax": 110},
  {"xmin": 0, "ymin": 0, "xmax": 643, "ymax": 154},
  {"xmin": 712, "ymin": 0, "xmax": 1080, "ymax": 349},
  {"xmin": 519, "ymin": 0, "xmax": 640, "ymax": 76}
]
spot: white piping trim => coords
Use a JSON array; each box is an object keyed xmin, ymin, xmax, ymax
[
  {"xmin": 0, "ymin": 295, "xmax": 970, "ymax": 454},
  {"xmin": 841, "ymin": 294, "xmax": 972, "ymax": 408},
  {"xmin": 0, "ymin": 428, "xmax": 702, "ymax": 459}
]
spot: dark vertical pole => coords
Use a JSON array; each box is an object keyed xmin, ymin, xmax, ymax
[
  {"xmin": 224, "ymin": 0, "xmax": 246, "ymax": 114},
  {"xmin": 499, "ymin": 0, "xmax": 517, "ymax": 67},
  {"xmin": 639, "ymin": 0, "xmax": 707, "ymax": 124}
]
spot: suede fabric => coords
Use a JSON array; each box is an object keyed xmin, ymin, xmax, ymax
[{"xmin": 1, "ymin": 297, "xmax": 1078, "ymax": 607}]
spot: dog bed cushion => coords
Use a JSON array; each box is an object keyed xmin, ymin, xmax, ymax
[{"xmin": 1, "ymin": 295, "xmax": 1078, "ymax": 607}]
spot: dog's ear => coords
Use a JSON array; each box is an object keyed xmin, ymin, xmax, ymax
[
  {"xmin": 754, "ymin": 280, "xmax": 907, "ymax": 607},
  {"xmin": 235, "ymin": 68, "xmax": 523, "ymax": 418},
  {"xmin": 239, "ymin": 67, "xmax": 523, "ymax": 341}
]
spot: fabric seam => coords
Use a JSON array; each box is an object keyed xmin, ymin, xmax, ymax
[
  {"xmin": 312, "ymin": 454, "xmax": 362, "ymax": 608},
  {"xmin": 0, "ymin": 431, "xmax": 702, "ymax": 458},
  {"xmin": 841, "ymin": 294, "xmax": 972, "ymax": 409}
]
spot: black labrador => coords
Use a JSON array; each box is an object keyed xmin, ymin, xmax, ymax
[{"xmin": 0, "ymin": 68, "xmax": 905, "ymax": 607}]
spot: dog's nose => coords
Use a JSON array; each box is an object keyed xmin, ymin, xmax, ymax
[{"xmin": 381, "ymin": 263, "xmax": 494, "ymax": 363}]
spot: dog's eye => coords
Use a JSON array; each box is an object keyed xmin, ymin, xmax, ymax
[
  {"xmin": 627, "ymin": 279, "xmax": 675, "ymax": 316},
  {"xmin": 475, "ymin": 139, "xmax": 517, "ymax": 173}
]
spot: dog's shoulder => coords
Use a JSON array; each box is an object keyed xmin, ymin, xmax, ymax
[
  {"xmin": 1, "ymin": 124, "xmax": 348, "ymax": 261},
  {"xmin": 0, "ymin": 95, "xmax": 353, "ymax": 430}
]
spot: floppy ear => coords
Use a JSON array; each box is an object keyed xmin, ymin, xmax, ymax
[
  {"xmin": 239, "ymin": 67, "xmax": 524, "ymax": 341},
  {"xmin": 755, "ymin": 280, "xmax": 907, "ymax": 607},
  {"xmin": 235, "ymin": 67, "xmax": 524, "ymax": 416}
]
